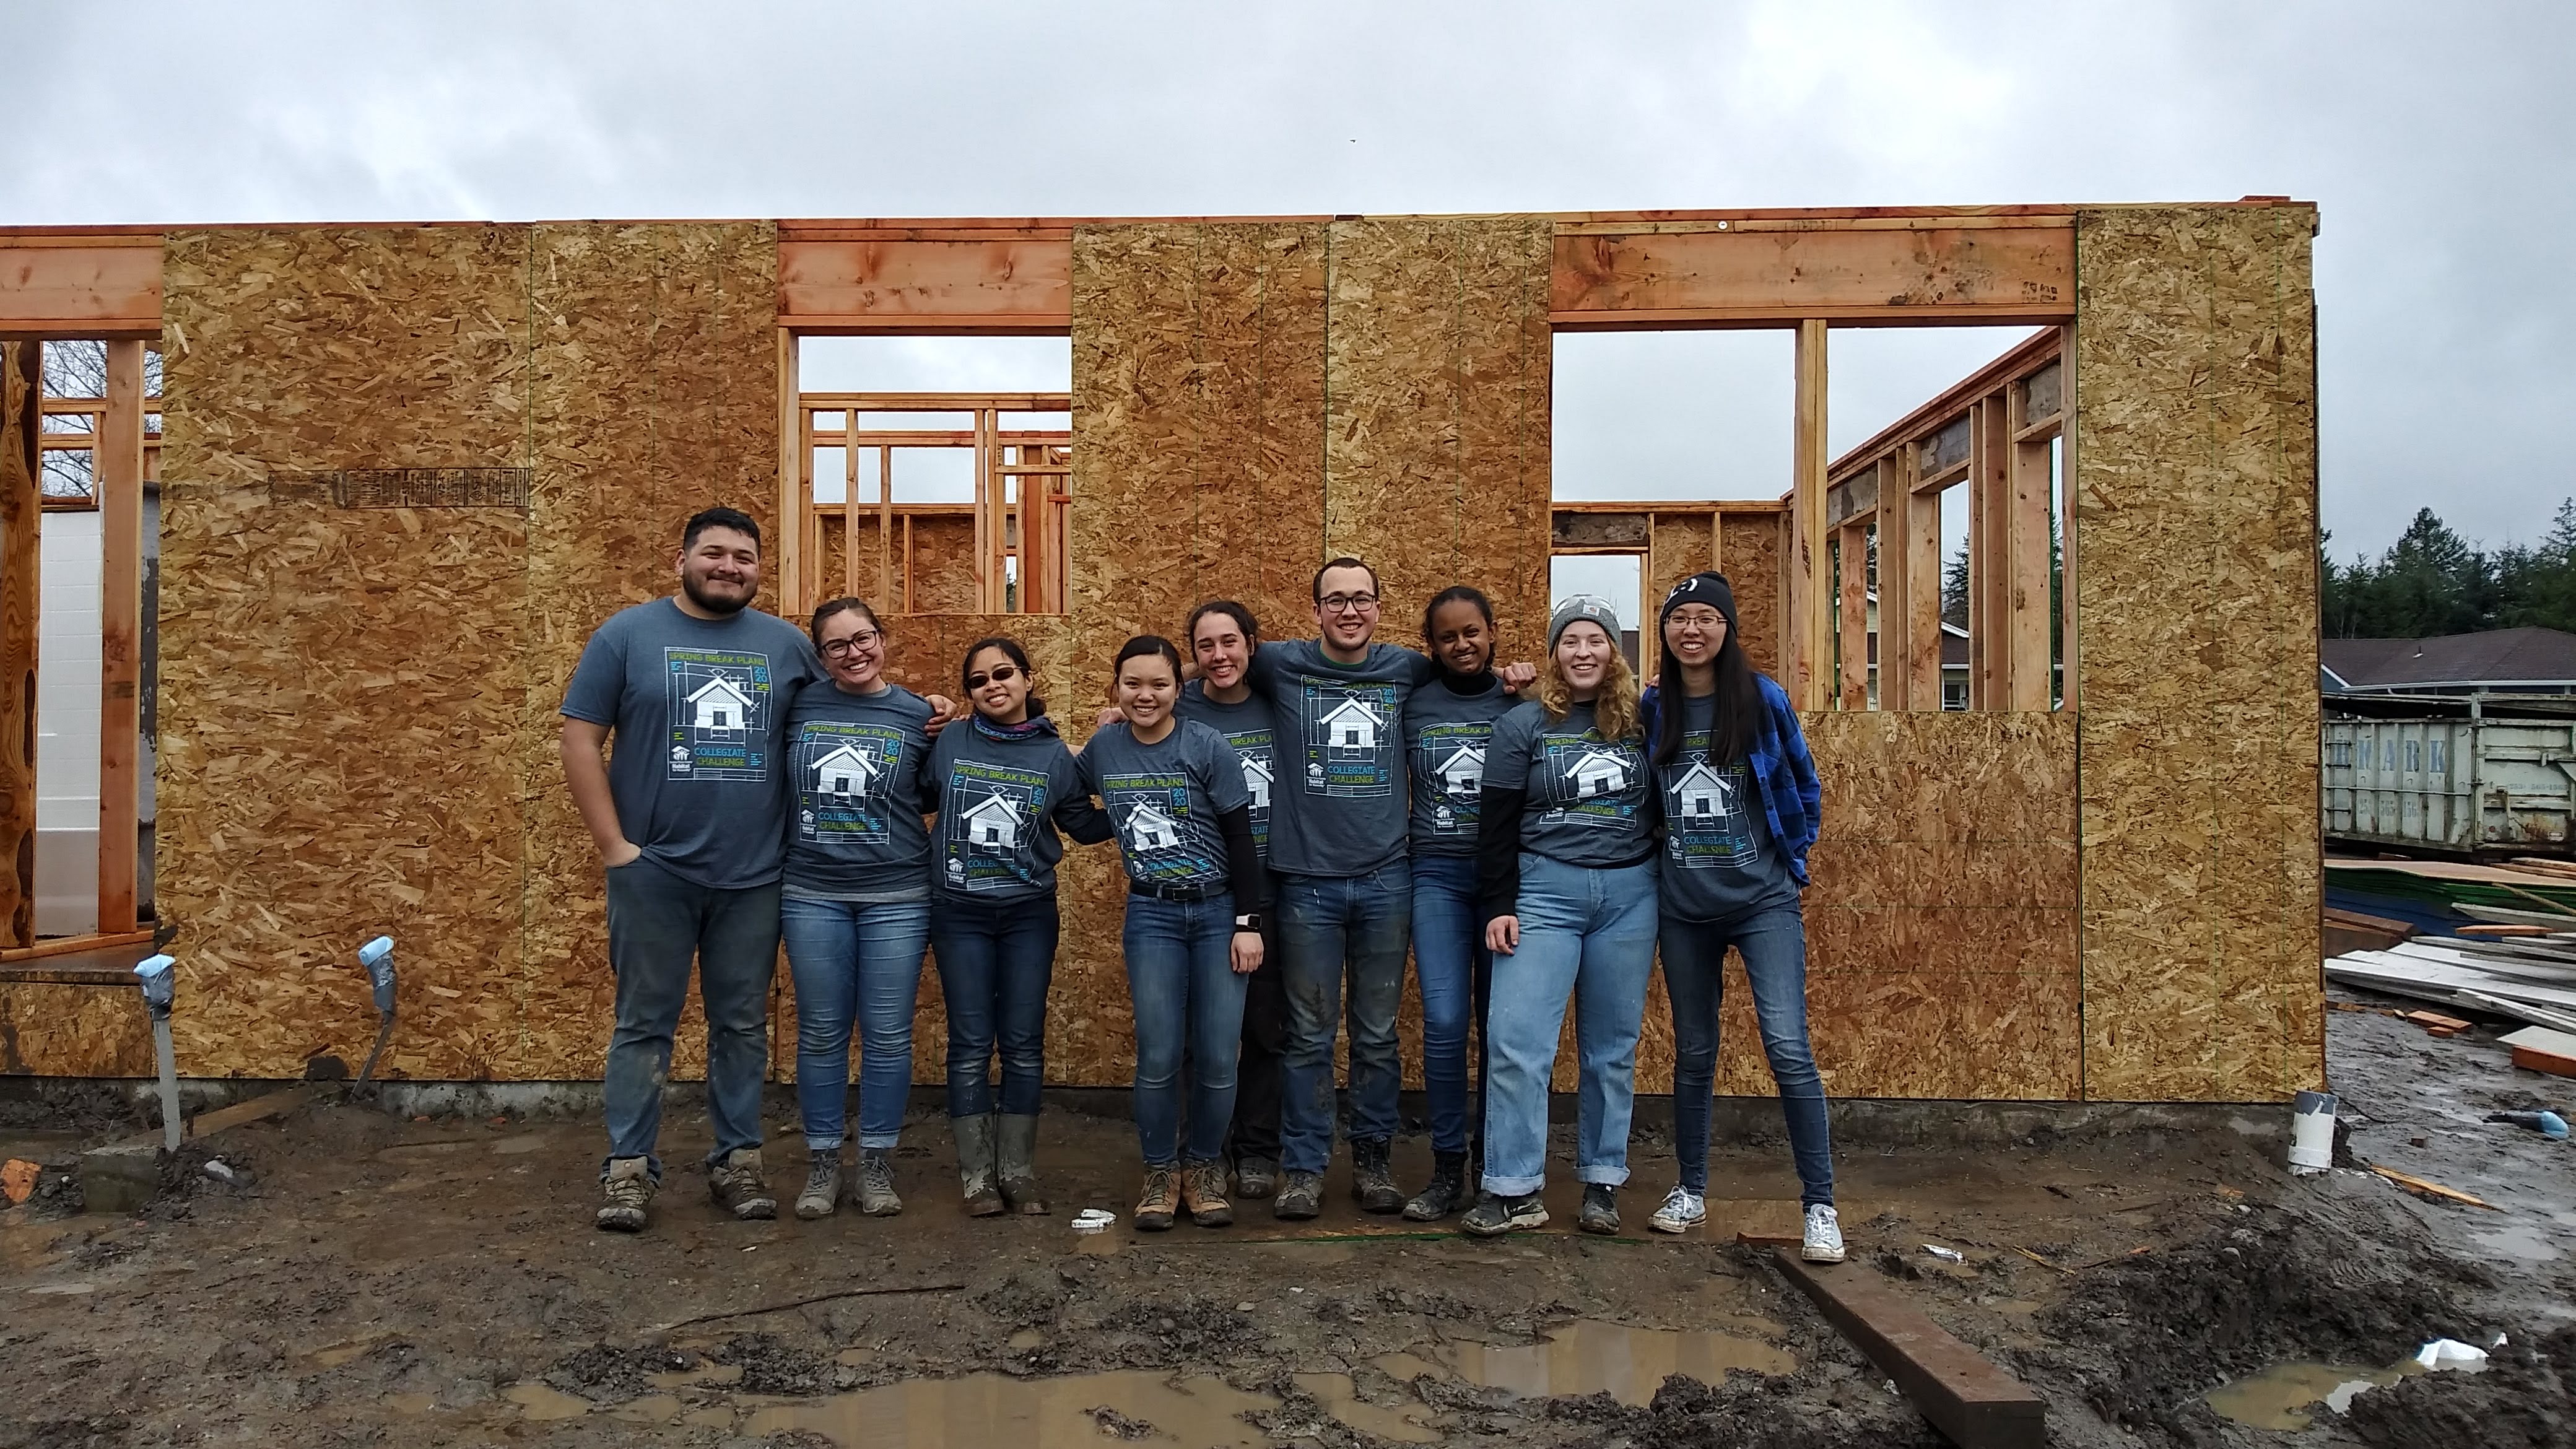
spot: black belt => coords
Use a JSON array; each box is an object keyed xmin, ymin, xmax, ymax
[{"xmin": 1129, "ymin": 877, "xmax": 1227, "ymax": 904}]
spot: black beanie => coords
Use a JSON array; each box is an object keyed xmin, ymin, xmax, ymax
[{"xmin": 1661, "ymin": 572, "xmax": 1739, "ymax": 635}]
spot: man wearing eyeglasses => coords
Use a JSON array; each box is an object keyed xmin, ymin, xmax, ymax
[
  {"xmin": 1247, "ymin": 558, "xmax": 1532, "ymax": 1219},
  {"xmin": 560, "ymin": 506, "xmax": 826, "ymax": 1233}
]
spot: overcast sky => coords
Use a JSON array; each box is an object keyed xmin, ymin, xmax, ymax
[{"xmin": 11, "ymin": 1, "xmax": 2570, "ymax": 605}]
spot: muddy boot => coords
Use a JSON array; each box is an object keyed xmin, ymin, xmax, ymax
[
  {"xmin": 1135, "ymin": 1167, "xmax": 1179, "ymax": 1232},
  {"xmin": 1181, "ymin": 1160, "xmax": 1234, "ymax": 1228},
  {"xmin": 1233, "ymin": 1154, "xmax": 1280, "ymax": 1201},
  {"xmin": 596, "ymin": 1155, "xmax": 656, "ymax": 1232},
  {"xmin": 795, "ymin": 1147, "xmax": 841, "ymax": 1221},
  {"xmin": 1460, "ymin": 1189, "xmax": 1547, "ymax": 1238},
  {"xmin": 1401, "ymin": 1150, "xmax": 1469, "ymax": 1222},
  {"xmin": 1349, "ymin": 1138, "xmax": 1402, "ymax": 1214},
  {"xmin": 1273, "ymin": 1168, "xmax": 1323, "ymax": 1221},
  {"xmin": 954, "ymin": 1114, "xmax": 1005, "ymax": 1218},
  {"xmin": 997, "ymin": 1113, "xmax": 1049, "ymax": 1215},
  {"xmin": 1577, "ymin": 1183, "xmax": 1620, "ymax": 1236},
  {"xmin": 708, "ymin": 1148, "xmax": 778, "ymax": 1221},
  {"xmin": 851, "ymin": 1147, "xmax": 903, "ymax": 1217}
]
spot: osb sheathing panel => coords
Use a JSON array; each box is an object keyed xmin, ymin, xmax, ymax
[
  {"xmin": 2073, "ymin": 205, "xmax": 2323, "ymax": 1103},
  {"xmin": 1725, "ymin": 511, "xmax": 1784, "ymax": 681},
  {"xmin": 1323, "ymin": 218, "xmax": 1553, "ymax": 663},
  {"xmin": 2, "ymin": 342, "xmax": 37, "ymax": 948},
  {"xmin": 0, "ymin": 985, "xmax": 154, "ymax": 1076},
  {"xmin": 817, "ymin": 515, "xmax": 980, "ymax": 617},
  {"xmin": 518, "ymin": 222, "xmax": 780, "ymax": 1082},
  {"xmin": 159, "ymin": 226, "xmax": 536, "ymax": 1081}
]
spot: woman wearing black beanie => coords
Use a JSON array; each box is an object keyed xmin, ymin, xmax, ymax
[{"xmin": 1638, "ymin": 572, "xmax": 1842, "ymax": 1263}]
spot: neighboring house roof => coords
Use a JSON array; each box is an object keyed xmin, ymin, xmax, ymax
[
  {"xmin": 1862, "ymin": 621, "xmax": 1973, "ymax": 670},
  {"xmin": 2321, "ymin": 628, "xmax": 2576, "ymax": 692}
]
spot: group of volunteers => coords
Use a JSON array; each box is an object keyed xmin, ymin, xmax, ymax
[{"xmin": 560, "ymin": 506, "xmax": 1844, "ymax": 1263}]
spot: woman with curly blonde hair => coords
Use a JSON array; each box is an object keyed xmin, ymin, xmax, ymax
[{"xmin": 1461, "ymin": 596, "xmax": 1660, "ymax": 1237}]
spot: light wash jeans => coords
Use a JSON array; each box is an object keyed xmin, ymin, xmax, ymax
[
  {"xmin": 601, "ymin": 858, "xmax": 780, "ymax": 1178},
  {"xmin": 1276, "ymin": 864, "xmax": 1412, "ymax": 1174},
  {"xmin": 1660, "ymin": 901, "xmax": 1836, "ymax": 1206},
  {"xmin": 1481, "ymin": 853, "xmax": 1659, "ymax": 1196},
  {"xmin": 1410, "ymin": 853, "xmax": 1492, "ymax": 1156},
  {"xmin": 1124, "ymin": 892, "xmax": 1247, "ymax": 1167},
  {"xmin": 781, "ymin": 895, "xmax": 933, "ymax": 1152}
]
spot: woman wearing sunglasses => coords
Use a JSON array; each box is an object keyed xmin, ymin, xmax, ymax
[{"xmin": 920, "ymin": 637, "xmax": 1113, "ymax": 1216}]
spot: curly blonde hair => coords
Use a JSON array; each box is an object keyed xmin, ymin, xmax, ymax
[{"xmin": 1539, "ymin": 639, "xmax": 1643, "ymax": 744}]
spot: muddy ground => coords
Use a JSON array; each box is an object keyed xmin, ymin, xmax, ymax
[{"xmin": 1, "ymin": 998, "xmax": 2569, "ymax": 1449}]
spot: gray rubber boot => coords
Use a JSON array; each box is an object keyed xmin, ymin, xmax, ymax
[
  {"xmin": 996, "ymin": 1113, "xmax": 1050, "ymax": 1215},
  {"xmin": 954, "ymin": 1113, "xmax": 1005, "ymax": 1217}
]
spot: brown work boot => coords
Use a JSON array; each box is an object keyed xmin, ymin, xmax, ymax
[
  {"xmin": 1134, "ymin": 1166, "xmax": 1178, "ymax": 1232},
  {"xmin": 707, "ymin": 1148, "xmax": 777, "ymax": 1221},
  {"xmin": 1349, "ymin": 1138, "xmax": 1403, "ymax": 1214},
  {"xmin": 1180, "ymin": 1160, "xmax": 1234, "ymax": 1227},
  {"xmin": 596, "ymin": 1155, "xmax": 656, "ymax": 1232}
]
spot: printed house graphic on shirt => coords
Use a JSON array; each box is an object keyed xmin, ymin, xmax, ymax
[
  {"xmin": 687, "ymin": 676, "xmax": 755, "ymax": 736},
  {"xmin": 1670, "ymin": 762, "xmax": 1734, "ymax": 819},
  {"xmin": 1569, "ymin": 749, "xmax": 1633, "ymax": 798},
  {"xmin": 811, "ymin": 742, "xmax": 879, "ymax": 799},
  {"xmin": 963, "ymin": 793, "xmax": 1023, "ymax": 850},
  {"xmin": 1436, "ymin": 743, "xmax": 1485, "ymax": 796},
  {"xmin": 1238, "ymin": 754, "xmax": 1273, "ymax": 809},
  {"xmin": 1123, "ymin": 801, "xmax": 1182, "ymax": 852},
  {"xmin": 1320, "ymin": 697, "xmax": 1385, "ymax": 750}
]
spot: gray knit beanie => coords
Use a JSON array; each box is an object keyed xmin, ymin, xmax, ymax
[{"xmin": 1547, "ymin": 594, "xmax": 1623, "ymax": 650}]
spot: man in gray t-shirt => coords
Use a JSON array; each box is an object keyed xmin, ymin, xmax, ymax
[{"xmin": 559, "ymin": 507, "xmax": 824, "ymax": 1234}]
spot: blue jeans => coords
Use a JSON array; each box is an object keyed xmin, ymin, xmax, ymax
[
  {"xmin": 929, "ymin": 895, "xmax": 1059, "ymax": 1118},
  {"xmin": 1276, "ymin": 865, "xmax": 1412, "ymax": 1173},
  {"xmin": 1661, "ymin": 902, "xmax": 1835, "ymax": 1207},
  {"xmin": 1125, "ymin": 892, "xmax": 1248, "ymax": 1167},
  {"xmin": 1411, "ymin": 853, "xmax": 1492, "ymax": 1156},
  {"xmin": 1482, "ymin": 853, "xmax": 1659, "ymax": 1196},
  {"xmin": 601, "ymin": 857, "xmax": 781, "ymax": 1178},
  {"xmin": 781, "ymin": 895, "xmax": 933, "ymax": 1151}
]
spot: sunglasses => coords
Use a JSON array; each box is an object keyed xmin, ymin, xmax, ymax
[{"xmin": 966, "ymin": 664, "xmax": 1021, "ymax": 689}]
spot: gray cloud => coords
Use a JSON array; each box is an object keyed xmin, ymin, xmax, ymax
[{"xmin": 11, "ymin": 0, "xmax": 2569, "ymax": 559}]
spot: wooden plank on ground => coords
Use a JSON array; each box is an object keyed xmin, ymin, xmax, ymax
[
  {"xmin": 185, "ymin": 1084, "xmax": 316, "ymax": 1140},
  {"xmin": 1772, "ymin": 1251, "xmax": 2046, "ymax": 1449}
]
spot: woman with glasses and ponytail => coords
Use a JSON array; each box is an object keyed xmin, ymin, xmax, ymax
[
  {"xmin": 1638, "ymin": 572, "xmax": 1841, "ymax": 1263},
  {"xmin": 920, "ymin": 637, "xmax": 1113, "ymax": 1218}
]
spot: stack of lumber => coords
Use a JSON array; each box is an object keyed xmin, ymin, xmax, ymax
[
  {"xmin": 2329, "ymin": 922, "xmax": 2576, "ymax": 1037},
  {"xmin": 2326, "ymin": 858, "xmax": 2576, "ymax": 925}
]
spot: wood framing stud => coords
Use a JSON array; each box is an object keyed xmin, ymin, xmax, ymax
[
  {"xmin": 1837, "ymin": 521, "xmax": 1869, "ymax": 710},
  {"xmin": 1791, "ymin": 320, "xmax": 1830, "ymax": 709},
  {"xmin": 1551, "ymin": 220, "xmax": 2074, "ymax": 331},
  {"xmin": 1773, "ymin": 1253, "xmax": 2047, "ymax": 1449},
  {"xmin": 96, "ymin": 339, "xmax": 144, "ymax": 934},
  {"xmin": 1876, "ymin": 455, "xmax": 1912, "ymax": 712},
  {"xmin": 1, "ymin": 341, "xmax": 38, "ymax": 947}
]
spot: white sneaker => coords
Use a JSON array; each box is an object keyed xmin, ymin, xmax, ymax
[
  {"xmin": 1647, "ymin": 1186, "xmax": 1706, "ymax": 1234},
  {"xmin": 1801, "ymin": 1203, "xmax": 1846, "ymax": 1263}
]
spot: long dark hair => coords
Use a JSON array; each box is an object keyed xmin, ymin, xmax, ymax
[
  {"xmin": 1652, "ymin": 625, "xmax": 1764, "ymax": 767},
  {"xmin": 1420, "ymin": 585, "xmax": 1495, "ymax": 674},
  {"xmin": 960, "ymin": 635, "xmax": 1045, "ymax": 718}
]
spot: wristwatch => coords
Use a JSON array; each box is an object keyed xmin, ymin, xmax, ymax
[{"xmin": 1235, "ymin": 913, "xmax": 1264, "ymax": 934}]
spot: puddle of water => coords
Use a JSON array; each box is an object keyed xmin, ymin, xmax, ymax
[
  {"xmin": 2206, "ymin": 1360, "xmax": 2428, "ymax": 1430},
  {"xmin": 1440, "ymin": 1320, "xmax": 1796, "ymax": 1406},
  {"xmin": 1294, "ymin": 1372, "xmax": 1442, "ymax": 1444},
  {"xmin": 503, "ymin": 1383, "xmax": 595, "ymax": 1421},
  {"xmin": 0, "ymin": 1224, "xmax": 67, "ymax": 1273},
  {"xmin": 2472, "ymin": 1221, "xmax": 2560, "ymax": 1263},
  {"xmin": 1007, "ymin": 1329, "xmax": 1045, "ymax": 1351},
  {"xmin": 1372, "ymin": 1352, "xmax": 1447, "ymax": 1382},
  {"xmin": 604, "ymin": 1393, "xmax": 687, "ymax": 1424},
  {"xmin": 681, "ymin": 1406, "xmax": 735, "ymax": 1429},
  {"xmin": 743, "ymin": 1370, "xmax": 1276, "ymax": 1448}
]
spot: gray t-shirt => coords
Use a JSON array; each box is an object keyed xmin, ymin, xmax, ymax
[
  {"xmin": 1246, "ymin": 639, "xmax": 1437, "ymax": 877},
  {"xmin": 560, "ymin": 599, "xmax": 824, "ymax": 891},
  {"xmin": 1485, "ymin": 700, "xmax": 1656, "ymax": 867},
  {"xmin": 1405, "ymin": 674, "xmax": 1513, "ymax": 856},
  {"xmin": 1176, "ymin": 681, "xmax": 1276, "ymax": 858},
  {"xmin": 1076, "ymin": 721, "xmax": 1252, "ymax": 890},
  {"xmin": 783, "ymin": 682, "xmax": 934, "ymax": 901},
  {"xmin": 924, "ymin": 718, "xmax": 1097, "ymax": 903},
  {"xmin": 1655, "ymin": 691, "xmax": 1801, "ymax": 922}
]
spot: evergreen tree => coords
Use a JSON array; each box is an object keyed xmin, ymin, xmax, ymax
[{"xmin": 1941, "ymin": 546, "xmax": 1969, "ymax": 629}]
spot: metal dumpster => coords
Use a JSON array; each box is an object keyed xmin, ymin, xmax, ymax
[{"xmin": 2323, "ymin": 695, "xmax": 2576, "ymax": 856}]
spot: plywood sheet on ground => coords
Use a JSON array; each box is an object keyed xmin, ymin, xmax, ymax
[{"xmin": 2073, "ymin": 203, "xmax": 2323, "ymax": 1102}]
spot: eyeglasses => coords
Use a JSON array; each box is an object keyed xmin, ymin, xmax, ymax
[
  {"xmin": 821, "ymin": 630, "xmax": 882, "ymax": 657},
  {"xmin": 965, "ymin": 665, "xmax": 1020, "ymax": 689},
  {"xmin": 1666, "ymin": 609, "xmax": 1728, "ymax": 630},
  {"xmin": 1320, "ymin": 593, "xmax": 1380, "ymax": 615}
]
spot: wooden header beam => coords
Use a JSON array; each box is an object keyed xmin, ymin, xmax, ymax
[{"xmin": 0, "ymin": 237, "xmax": 162, "ymax": 340}]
